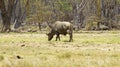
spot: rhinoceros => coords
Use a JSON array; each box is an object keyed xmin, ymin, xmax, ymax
[{"xmin": 47, "ymin": 21, "xmax": 73, "ymax": 42}]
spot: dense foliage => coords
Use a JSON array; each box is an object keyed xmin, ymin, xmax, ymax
[{"xmin": 0, "ymin": 0, "xmax": 120, "ymax": 32}]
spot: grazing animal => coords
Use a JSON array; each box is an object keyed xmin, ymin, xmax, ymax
[{"xmin": 47, "ymin": 21, "xmax": 73, "ymax": 42}]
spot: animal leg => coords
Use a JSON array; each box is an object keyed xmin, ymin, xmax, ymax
[
  {"xmin": 69, "ymin": 33, "xmax": 73, "ymax": 42},
  {"xmin": 56, "ymin": 34, "xmax": 60, "ymax": 41},
  {"xmin": 58, "ymin": 35, "xmax": 60, "ymax": 41}
]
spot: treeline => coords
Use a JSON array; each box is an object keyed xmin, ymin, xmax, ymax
[{"xmin": 0, "ymin": 0, "xmax": 120, "ymax": 32}]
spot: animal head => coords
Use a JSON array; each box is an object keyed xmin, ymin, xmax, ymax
[{"xmin": 46, "ymin": 32, "xmax": 54, "ymax": 41}]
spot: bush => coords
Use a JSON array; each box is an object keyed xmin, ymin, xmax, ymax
[{"xmin": 84, "ymin": 15, "xmax": 99, "ymax": 30}]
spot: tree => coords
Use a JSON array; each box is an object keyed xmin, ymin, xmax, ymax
[
  {"xmin": 0, "ymin": 0, "xmax": 29, "ymax": 32},
  {"xmin": 0, "ymin": 0, "xmax": 15, "ymax": 32},
  {"xmin": 68, "ymin": 0, "xmax": 87, "ymax": 30},
  {"xmin": 13, "ymin": 0, "xmax": 29, "ymax": 29}
]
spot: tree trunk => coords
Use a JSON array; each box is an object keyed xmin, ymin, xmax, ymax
[
  {"xmin": 1, "ymin": 16, "xmax": 11, "ymax": 32},
  {"xmin": 38, "ymin": 23, "xmax": 41, "ymax": 31},
  {"xmin": 0, "ymin": 0, "xmax": 15, "ymax": 32}
]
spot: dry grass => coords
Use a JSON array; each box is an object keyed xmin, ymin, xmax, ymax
[{"xmin": 0, "ymin": 31, "xmax": 120, "ymax": 67}]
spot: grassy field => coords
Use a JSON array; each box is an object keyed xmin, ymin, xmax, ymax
[{"xmin": 0, "ymin": 31, "xmax": 120, "ymax": 67}]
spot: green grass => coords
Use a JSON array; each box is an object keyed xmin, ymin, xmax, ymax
[{"xmin": 0, "ymin": 31, "xmax": 120, "ymax": 67}]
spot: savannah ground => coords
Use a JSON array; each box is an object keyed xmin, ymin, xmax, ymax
[{"xmin": 0, "ymin": 31, "xmax": 120, "ymax": 67}]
